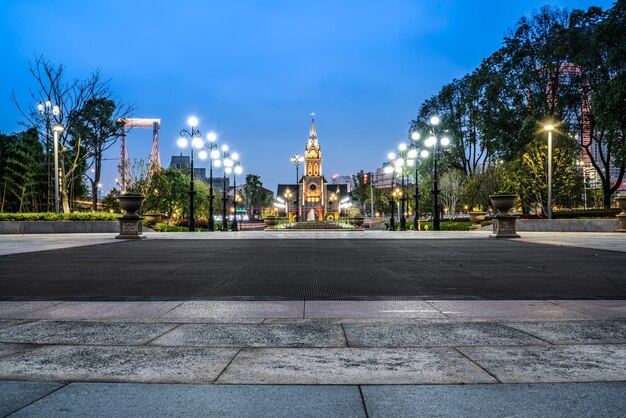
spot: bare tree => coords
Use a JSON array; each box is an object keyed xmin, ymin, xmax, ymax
[
  {"xmin": 439, "ymin": 169, "xmax": 465, "ymax": 219},
  {"xmin": 12, "ymin": 56, "xmax": 131, "ymax": 212}
]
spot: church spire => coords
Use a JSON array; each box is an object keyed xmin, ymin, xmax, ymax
[{"xmin": 307, "ymin": 112, "xmax": 319, "ymax": 148}]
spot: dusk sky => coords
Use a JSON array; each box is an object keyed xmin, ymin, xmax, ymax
[{"xmin": 0, "ymin": 0, "xmax": 614, "ymax": 193}]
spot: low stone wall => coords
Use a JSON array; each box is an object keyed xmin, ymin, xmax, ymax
[
  {"xmin": 0, "ymin": 221, "xmax": 119, "ymax": 234},
  {"xmin": 517, "ymin": 219, "xmax": 619, "ymax": 232}
]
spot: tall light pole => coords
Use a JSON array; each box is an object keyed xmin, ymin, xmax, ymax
[
  {"xmin": 384, "ymin": 153, "xmax": 397, "ymax": 231},
  {"xmin": 214, "ymin": 144, "xmax": 235, "ymax": 231},
  {"xmin": 283, "ymin": 188, "xmax": 293, "ymax": 219},
  {"xmin": 178, "ymin": 116, "xmax": 202, "ymax": 232},
  {"xmin": 425, "ymin": 116, "xmax": 450, "ymax": 231},
  {"xmin": 230, "ymin": 157, "xmax": 242, "ymax": 232},
  {"xmin": 290, "ymin": 154, "xmax": 304, "ymax": 222},
  {"xmin": 38, "ymin": 100, "xmax": 60, "ymax": 212},
  {"xmin": 198, "ymin": 132, "xmax": 219, "ymax": 231},
  {"xmin": 52, "ymin": 123, "xmax": 64, "ymax": 213},
  {"xmin": 544, "ymin": 124, "xmax": 555, "ymax": 219}
]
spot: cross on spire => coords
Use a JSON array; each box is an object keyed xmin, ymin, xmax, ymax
[{"xmin": 310, "ymin": 111, "xmax": 316, "ymax": 118}]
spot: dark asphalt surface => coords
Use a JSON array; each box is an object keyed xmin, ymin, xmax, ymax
[{"xmin": 1, "ymin": 239, "xmax": 625, "ymax": 299}]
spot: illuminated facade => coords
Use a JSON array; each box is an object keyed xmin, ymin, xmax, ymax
[{"xmin": 277, "ymin": 116, "xmax": 348, "ymax": 221}]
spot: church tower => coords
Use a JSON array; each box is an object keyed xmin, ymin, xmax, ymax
[{"xmin": 301, "ymin": 113, "xmax": 326, "ymax": 221}]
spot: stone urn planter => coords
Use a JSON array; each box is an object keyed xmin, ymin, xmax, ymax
[
  {"xmin": 615, "ymin": 196, "xmax": 626, "ymax": 232},
  {"xmin": 143, "ymin": 212, "xmax": 163, "ymax": 225},
  {"xmin": 264, "ymin": 216, "xmax": 278, "ymax": 228},
  {"xmin": 489, "ymin": 194, "xmax": 520, "ymax": 238},
  {"xmin": 116, "ymin": 195, "xmax": 145, "ymax": 239},
  {"xmin": 348, "ymin": 216, "xmax": 365, "ymax": 227},
  {"xmin": 468, "ymin": 211, "xmax": 486, "ymax": 230}
]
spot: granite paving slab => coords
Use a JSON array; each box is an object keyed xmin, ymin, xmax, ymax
[
  {"xmin": 22, "ymin": 301, "xmax": 182, "ymax": 320},
  {"xmin": 459, "ymin": 344, "xmax": 626, "ymax": 383},
  {"xmin": 150, "ymin": 323, "xmax": 346, "ymax": 347},
  {"xmin": 161, "ymin": 301, "xmax": 304, "ymax": 320},
  {"xmin": 0, "ymin": 381, "xmax": 66, "ymax": 417},
  {"xmin": 0, "ymin": 342, "xmax": 38, "ymax": 358},
  {"xmin": 305, "ymin": 301, "xmax": 444, "ymax": 319},
  {"xmin": 507, "ymin": 320, "xmax": 626, "ymax": 344},
  {"xmin": 216, "ymin": 347, "xmax": 497, "ymax": 384},
  {"xmin": 429, "ymin": 301, "xmax": 589, "ymax": 319},
  {"xmin": 362, "ymin": 382, "xmax": 626, "ymax": 418},
  {"xmin": 549, "ymin": 300, "xmax": 626, "ymax": 318},
  {"xmin": 0, "ymin": 321, "xmax": 178, "ymax": 345},
  {"xmin": 9, "ymin": 383, "xmax": 366, "ymax": 418},
  {"xmin": 0, "ymin": 345, "xmax": 238, "ymax": 383},
  {"xmin": 0, "ymin": 319, "xmax": 27, "ymax": 330},
  {"xmin": 0, "ymin": 301, "xmax": 64, "ymax": 319},
  {"xmin": 343, "ymin": 322, "xmax": 546, "ymax": 347}
]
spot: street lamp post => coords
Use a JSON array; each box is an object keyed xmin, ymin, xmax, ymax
[
  {"xmin": 544, "ymin": 124, "xmax": 555, "ymax": 219},
  {"xmin": 290, "ymin": 154, "xmax": 305, "ymax": 221},
  {"xmin": 37, "ymin": 100, "xmax": 60, "ymax": 212},
  {"xmin": 397, "ymin": 143, "xmax": 408, "ymax": 231},
  {"xmin": 52, "ymin": 123, "xmax": 64, "ymax": 213},
  {"xmin": 214, "ymin": 145, "xmax": 237, "ymax": 231},
  {"xmin": 178, "ymin": 116, "xmax": 202, "ymax": 232},
  {"xmin": 198, "ymin": 132, "xmax": 219, "ymax": 231},
  {"xmin": 425, "ymin": 116, "xmax": 450, "ymax": 231},
  {"xmin": 231, "ymin": 158, "xmax": 242, "ymax": 232},
  {"xmin": 283, "ymin": 188, "xmax": 293, "ymax": 219}
]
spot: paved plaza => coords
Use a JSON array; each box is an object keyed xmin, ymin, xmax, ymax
[{"xmin": 0, "ymin": 231, "xmax": 625, "ymax": 416}]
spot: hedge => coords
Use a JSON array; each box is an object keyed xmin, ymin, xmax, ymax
[{"xmin": 0, "ymin": 212, "xmax": 121, "ymax": 221}]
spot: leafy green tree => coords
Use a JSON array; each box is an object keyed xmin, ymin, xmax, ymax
[
  {"xmin": 0, "ymin": 129, "xmax": 45, "ymax": 212},
  {"xmin": 68, "ymin": 97, "xmax": 130, "ymax": 210},
  {"xmin": 242, "ymin": 174, "xmax": 271, "ymax": 217},
  {"xmin": 503, "ymin": 132, "xmax": 581, "ymax": 215}
]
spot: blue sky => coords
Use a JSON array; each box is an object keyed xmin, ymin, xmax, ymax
[{"xmin": 0, "ymin": 0, "xmax": 614, "ymax": 192}]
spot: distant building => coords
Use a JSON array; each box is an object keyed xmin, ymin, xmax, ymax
[
  {"xmin": 331, "ymin": 174, "xmax": 353, "ymax": 192},
  {"xmin": 169, "ymin": 155, "xmax": 229, "ymax": 191},
  {"xmin": 276, "ymin": 116, "xmax": 349, "ymax": 221},
  {"xmin": 373, "ymin": 162, "xmax": 396, "ymax": 189}
]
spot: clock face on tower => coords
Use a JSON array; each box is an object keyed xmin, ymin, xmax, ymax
[{"xmin": 307, "ymin": 149, "xmax": 318, "ymax": 158}]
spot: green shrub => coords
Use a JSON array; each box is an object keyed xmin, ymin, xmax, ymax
[{"xmin": 0, "ymin": 212, "xmax": 121, "ymax": 221}]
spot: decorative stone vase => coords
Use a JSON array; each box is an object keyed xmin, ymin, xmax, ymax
[
  {"xmin": 348, "ymin": 216, "xmax": 365, "ymax": 227},
  {"xmin": 264, "ymin": 216, "xmax": 278, "ymax": 228},
  {"xmin": 143, "ymin": 213, "xmax": 162, "ymax": 225},
  {"xmin": 467, "ymin": 211, "xmax": 486, "ymax": 230},
  {"xmin": 615, "ymin": 196, "xmax": 626, "ymax": 232},
  {"xmin": 489, "ymin": 194, "xmax": 520, "ymax": 239},
  {"xmin": 116, "ymin": 195, "xmax": 145, "ymax": 239}
]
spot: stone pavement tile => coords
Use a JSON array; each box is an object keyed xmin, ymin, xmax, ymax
[
  {"xmin": 507, "ymin": 320, "xmax": 626, "ymax": 344},
  {"xmin": 0, "ymin": 345, "xmax": 238, "ymax": 383},
  {"xmin": 0, "ymin": 342, "xmax": 38, "ymax": 358},
  {"xmin": 161, "ymin": 301, "xmax": 304, "ymax": 320},
  {"xmin": 0, "ymin": 319, "xmax": 28, "ymax": 330},
  {"xmin": 0, "ymin": 301, "xmax": 64, "ymax": 319},
  {"xmin": 549, "ymin": 300, "xmax": 626, "ymax": 318},
  {"xmin": 305, "ymin": 301, "xmax": 445, "ymax": 319},
  {"xmin": 22, "ymin": 301, "xmax": 182, "ymax": 320},
  {"xmin": 0, "ymin": 321, "xmax": 178, "ymax": 345},
  {"xmin": 362, "ymin": 382, "xmax": 626, "ymax": 418},
  {"xmin": 216, "ymin": 347, "xmax": 497, "ymax": 384},
  {"xmin": 429, "ymin": 300, "xmax": 589, "ymax": 319},
  {"xmin": 150, "ymin": 323, "xmax": 346, "ymax": 348},
  {"xmin": 0, "ymin": 381, "xmax": 65, "ymax": 417},
  {"xmin": 263, "ymin": 318, "xmax": 421, "ymax": 325},
  {"xmin": 459, "ymin": 344, "xmax": 626, "ymax": 383},
  {"xmin": 343, "ymin": 322, "xmax": 545, "ymax": 347},
  {"xmin": 9, "ymin": 383, "xmax": 366, "ymax": 418}
]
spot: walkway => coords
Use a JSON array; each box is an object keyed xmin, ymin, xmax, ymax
[{"xmin": 0, "ymin": 231, "xmax": 624, "ymax": 416}]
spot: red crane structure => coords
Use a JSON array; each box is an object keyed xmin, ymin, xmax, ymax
[{"xmin": 118, "ymin": 118, "xmax": 161, "ymax": 193}]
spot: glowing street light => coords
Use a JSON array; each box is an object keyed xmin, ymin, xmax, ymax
[
  {"xmin": 544, "ymin": 124, "xmax": 555, "ymax": 219},
  {"xmin": 52, "ymin": 123, "xmax": 64, "ymax": 213},
  {"xmin": 197, "ymin": 131, "xmax": 219, "ymax": 231},
  {"xmin": 178, "ymin": 116, "xmax": 202, "ymax": 231},
  {"xmin": 290, "ymin": 154, "xmax": 305, "ymax": 221}
]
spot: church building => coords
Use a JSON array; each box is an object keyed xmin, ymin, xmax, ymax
[{"xmin": 277, "ymin": 115, "xmax": 348, "ymax": 221}]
